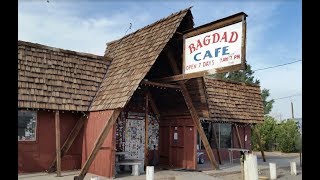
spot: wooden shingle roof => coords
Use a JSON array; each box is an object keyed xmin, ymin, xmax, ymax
[
  {"xmin": 89, "ymin": 7, "xmax": 192, "ymax": 111},
  {"xmin": 18, "ymin": 40, "xmax": 112, "ymax": 111},
  {"xmin": 203, "ymin": 77, "xmax": 264, "ymax": 123}
]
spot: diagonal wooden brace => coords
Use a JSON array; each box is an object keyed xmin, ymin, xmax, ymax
[
  {"xmin": 166, "ymin": 49, "xmax": 219, "ymax": 170},
  {"xmin": 47, "ymin": 115, "xmax": 87, "ymax": 173},
  {"xmin": 211, "ymin": 124, "xmax": 222, "ymax": 165},
  {"xmin": 234, "ymin": 124, "xmax": 244, "ymax": 149}
]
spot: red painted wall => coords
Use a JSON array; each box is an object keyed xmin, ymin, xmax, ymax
[
  {"xmin": 81, "ymin": 110, "xmax": 115, "ymax": 178},
  {"xmin": 159, "ymin": 115, "xmax": 197, "ymax": 170},
  {"xmin": 18, "ymin": 110, "xmax": 84, "ymax": 173}
]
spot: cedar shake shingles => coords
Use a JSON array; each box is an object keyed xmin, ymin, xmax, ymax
[
  {"xmin": 19, "ymin": 8, "xmax": 194, "ymax": 112},
  {"xmin": 203, "ymin": 77, "xmax": 264, "ymax": 123},
  {"xmin": 18, "ymin": 40, "xmax": 111, "ymax": 111},
  {"xmin": 89, "ymin": 7, "xmax": 192, "ymax": 111}
]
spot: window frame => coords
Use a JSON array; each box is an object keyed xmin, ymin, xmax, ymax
[
  {"xmin": 217, "ymin": 123, "xmax": 233, "ymax": 149},
  {"xmin": 18, "ymin": 110, "xmax": 39, "ymax": 143},
  {"xmin": 198, "ymin": 122, "xmax": 233, "ymax": 149}
]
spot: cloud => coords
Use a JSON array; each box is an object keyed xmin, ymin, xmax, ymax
[
  {"xmin": 18, "ymin": 1, "xmax": 302, "ymax": 119},
  {"xmin": 189, "ymin": 1, "xmax": 302, "ymax": 119},
  {"xmin": 18, "ymin": 1, "xmax": 151, "ymax": 55}
]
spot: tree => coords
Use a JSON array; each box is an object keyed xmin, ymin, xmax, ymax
[
  {"xmin": 211, "ymin": 64, "xmax": 260, "ymax": 85},
  {"xmin": 211, "ymin": 64, "xmax": 274, "ymax": 115},
  {"xmin": 261, "ymin": 89, "xmax": 275, "ymax": 114},
  {"xmin": 252, "ymin": 117, "xmax": 301, "ymax": 153},
  {"xmin": 276, "ymin": 119, "xmax": 301, "ymax": 153},
  {"xmin": 251, "ymin": 116, "xmax": 278, "ymax": 151}
]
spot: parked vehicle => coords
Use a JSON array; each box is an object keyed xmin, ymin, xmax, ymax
[{"xmin": 197, "ymin": 151, "xmax": 205, "ymax": 164}]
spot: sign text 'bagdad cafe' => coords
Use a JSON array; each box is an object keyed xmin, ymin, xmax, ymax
[{"xmin": 183, "ymin": 12, "xmax": 247, "ymax": 75}]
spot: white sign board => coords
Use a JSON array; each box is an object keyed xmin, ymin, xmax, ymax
[
  {"xmin": 184, "ymin": 21, "xmax": 244, "ymax": 74},
  {"xmin": 174, "ymin": 132, "xmax": 178, "ymax": 140}
]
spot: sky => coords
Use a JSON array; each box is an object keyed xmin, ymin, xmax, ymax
[{"xmin": 18, "ymin": 0, "xmax": 302, "ymax": 120}]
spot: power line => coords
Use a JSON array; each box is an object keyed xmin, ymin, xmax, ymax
[
  {"xmin": 273, "ymin": 93, "xmax": 302, "ymax": 101},
  {"xmin": 252, "ymin": 60, "xmax": 302, "ymax": 72}
]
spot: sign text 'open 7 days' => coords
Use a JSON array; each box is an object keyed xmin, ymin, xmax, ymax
[{"xmin": 183, "ymin": 13, "xmax": 247, "ymax": 75}]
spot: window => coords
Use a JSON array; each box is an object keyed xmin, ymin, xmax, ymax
[
  {"xmin": 18, "ymin": 110, "xmax": 37, "ymax": 141},
  {"xmin": 198, "ymin": 122, "xmax": 232, "ymax": 149},
  {"xmin": 218, "ymin": 123, "xmax": 232, "ymax": 148},
  {"xmin": 197, "ymin": 122, "xmax": 210, "ymax": 150}
]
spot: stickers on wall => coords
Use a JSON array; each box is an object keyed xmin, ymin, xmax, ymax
[{"xmin": 115, "ymin": 111, "xmax": 160, "ymax": 161}]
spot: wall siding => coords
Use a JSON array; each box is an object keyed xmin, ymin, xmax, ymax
[{"xmin": 18, "ymin": 110, "xmax": 83, "ymax": 173}]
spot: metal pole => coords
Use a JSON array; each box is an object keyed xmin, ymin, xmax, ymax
[
  {"xmin": 291, "ymin": 102, "xmax": 295, "ymax": 119},
  {"xmin": 291, "ymin": 102, "xmax": 301, "ymax": 167}
]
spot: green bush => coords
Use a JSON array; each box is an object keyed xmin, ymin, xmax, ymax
[
  {"xmin": 251, "ymin": 117, "xmax": 301, "ymax": 153},
  {"xmin": 251, "ymin": 116, "xmax": 277, "ymax": 151},
  {"xmin": 276, "ymin": 119, "xmax": 301, "ymax": 153}
]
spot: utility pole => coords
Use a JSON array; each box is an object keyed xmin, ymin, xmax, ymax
[
  {"xmin": 291, "ymin": 102, "xmax": 294, "ymax": 119},
  {"xmin": 291, "ymin": 102, "xmax": 301, "ymax": 167}
]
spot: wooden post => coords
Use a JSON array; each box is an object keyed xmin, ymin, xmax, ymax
[
  {"xmin": 300, "ymin": 150, "xmax": 302, "ymax": 167},
  {"xmin": 234, "ymin": 124, "xmax": 244, "ymax": 180},
  {"xmin": 269, "ymin": 163, "xmax": 277, "ymax": 179},
  {"xmin": 253, "ymin": 125, "xmax": 266, "ymax": 162},
  {"xmin": 141, "ymin": 80, "xmax": 180, "ymax": 89},
  {"xmin": 55, "ymin": 110, "xmax": 61, "ymax": 177},
  {"xmin": 48, "ymin": 115, "xmax": 86, "ymax": 173},
  {"xmin": 235, "ymin": 124, "xmax": 243, "ymax": 148},
  {"xmin": 145, "ymin": 91, "xmax": 149, "ymax": 168},
  {"xmin": 146, "ymin": 90, "xmax": 160, "ymax": 119},
  {"xmin": 211, "ymin": 123, "xmax": 222, "ymax": 165},
  {"xmin": 74, "ymin": 109, "xmax": 122, "ymax": 180},
  {"xmin": 166, "ymin": 50, "xmax": 219, "ymax": 170}
]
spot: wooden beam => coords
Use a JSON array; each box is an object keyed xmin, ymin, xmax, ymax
[
  {"xmin": 183, "ymin": 13, "xmax": 246, "ymax": 38},
  {"xmin": 140, "ymin": 80, "xmax": 180, "ymax": 89},
  {"xmin": 253, "ymin": 125, "xmax": 266, "ymax": 162},
  {"xmin": 145, "ymin": 92, "xmax": 149, "ymax": 168},
  {"xmin": 166, "ymin": 49, "xmax": 219, "ymax": 170},
  {"xmin": 48, "ymin": 115, "xmax": 87, "ymax": 173},
  {"xmin": 198, "ymin": 117, "xmax": 262, "ymax": 124},
  {"xmin": 74, "ymin": 109, "xmax": 122, "ymax": 180},
  {"xmin": 211, "ymin": 123, "xmax": 222, "ymax": 165},
  {"xmin": 153, "ymin": 70, "xmax": 211, "ymax": 83},
  {"xmin": 146, "ymin": 90, "xmax": 160, "ymax": 119},
  {"xmin": 153, "ymin": 63, "xmax": 245, "ymax": 83},
  {"xmin": 234, "ymin": 124, "xmax": 243, "ymax": 148},
  {"xmin": 55, "ymin": 110, "xmax": 61, "ymax": 177}
]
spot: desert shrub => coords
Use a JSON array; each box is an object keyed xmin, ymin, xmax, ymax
[
  {"xmin": 276, "ymin": 119, "xmax": 301, "ymax": 153},
  {"xmin": 252, "ymin": 117, "xmax": 301, "ymax": 153}
]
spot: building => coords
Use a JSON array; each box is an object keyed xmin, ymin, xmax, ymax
[
  {"xmin": 18, "ymin": 40, "xmax": 110, "ymax": 173},
  {"xmin": 18, "ymin": 7, "xmax": 264, "ymax": 179}
]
